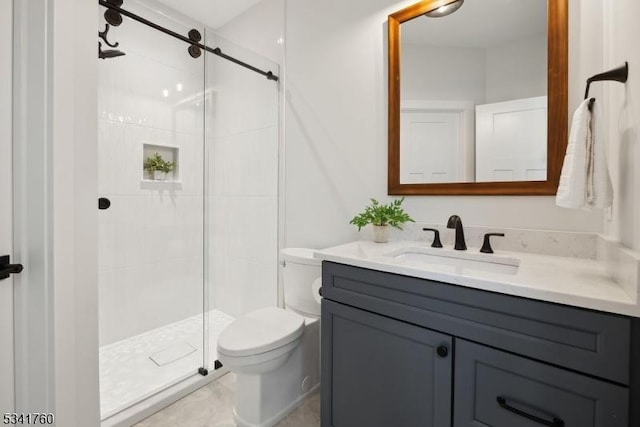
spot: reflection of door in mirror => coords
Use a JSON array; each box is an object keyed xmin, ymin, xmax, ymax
[
  {"xmin": 400, "ymin": 101, "xmax": 474, "ymax": 183},
  {"xmin": 399, "ymin": 0, "xmax": 547, "ymax": 184},
  {"xmin": 476, "ymin": 96, "xmax": 547, "ymax": 182}
]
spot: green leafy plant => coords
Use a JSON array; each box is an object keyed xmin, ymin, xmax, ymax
[
  {"xmin": 350, "ymin": 198, "xmax": 414, "ymax": 231},
  {"xmin": 144, "ymin": 152, "xmax": 176, "ymax": 174}
]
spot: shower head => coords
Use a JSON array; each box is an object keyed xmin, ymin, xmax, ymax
[
  {"xmin": 100, "ymin": 49, "xmax": 126, "ymax": 59},
  {"xmin": 99, "ymin": 42, "xmax": 126, "ymax": 59}
]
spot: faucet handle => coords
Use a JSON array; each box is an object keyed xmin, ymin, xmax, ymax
[
  {"xmin": 480, "ymin": 233, "xmax": 505, "ymax": 254},
  {"xmin": 422, "ymin": 228, "xmax": 443, "ymax": 248}
]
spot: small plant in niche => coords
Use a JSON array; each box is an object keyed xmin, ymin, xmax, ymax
[
  {"xmin": 350, "ymin": 198, "xmax": 414, "ymax": 243},
  {"xmin": 144, "ymin": 152, "xmax": 176, "ymax": 181}
]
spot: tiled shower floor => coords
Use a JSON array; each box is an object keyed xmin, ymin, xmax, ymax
[{"xmin": 100, "ymin": 309, "xmax": 235, "ymax": 419}]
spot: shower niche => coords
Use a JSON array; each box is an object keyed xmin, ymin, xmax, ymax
[{"xmin": 142, "ymin": 142, "xmax": 180, "ymax": 183}]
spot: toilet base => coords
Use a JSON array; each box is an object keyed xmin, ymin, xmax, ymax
[
  {"xmin": 232, "ymin": 383, "xmax": 319, "ymax": 427},
  {"xmin": 231, "ymin": 319, "xmax": 320, "ymax": 427}
]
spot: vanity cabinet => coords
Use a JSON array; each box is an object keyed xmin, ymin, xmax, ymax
[
  {"xmin": 322, "ymin": 299, "xmax": 452, "ymax": 427},
  {"xmin": 320, "ymin": 261, "xmax": 639, "ymax": 427}
]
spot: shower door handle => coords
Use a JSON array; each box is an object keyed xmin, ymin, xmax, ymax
[
  {"xmin": 99, "ymin": 197, "xmax": 111, "ymax": 210},
  {"xmin": 0, "ymin": 255, "xmax": 23, "ymax": 281}
]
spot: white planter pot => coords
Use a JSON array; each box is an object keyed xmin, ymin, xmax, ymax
[
  {"xmin": 153, "ymin": 170, "xmax": 166, "ymax": 181},
  {"xmin": 372, "ymin": 225, "xmax": 391, "ymax": 243}
]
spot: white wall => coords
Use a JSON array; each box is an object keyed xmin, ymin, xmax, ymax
[
  {"xmin": 216, "ymin": 0, "xmax": 284, "ymax": 65},
  {"xmin": 12, "ymin": 0, "xmax": 101, "ymax": 424},
  {"xmin": 401, "ymin": 44, "xmax": 486, "ymax": 103},
  {"xmin": 284, "ymin": 0, "xmax": 602, "ymax": 250},
  {"xmin": 485, "ymin": 35, "xmax": 547, "ymax": 103},
  {"xmin": 0, "ymin": 0, "xmax": 13, "ymax": 414},
  {"xmin": 402, "ymin": 35, "xmax": 546, "ymax": 105},
  {"xmin": 566, "ymin": 0, "xmax": 640, "ymax": 251},
  {"xmin": 598, "ymin": 0, "xmax": 640, "ymax": 250},
  {"xmin": 52, "ymin": 0, "xmax": 101, "ymax": 421},
  {"xmin": 50, "ymin": 0, "xmax": 101, "ymax": 421},
  {"xmin": 97, "ymin": 4, "xmax": 206, "ymax": 345}
]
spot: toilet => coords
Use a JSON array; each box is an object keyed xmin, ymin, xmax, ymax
[{"xmin": 217, "ymin": 248, "xmax": 322, "ymax": 427}]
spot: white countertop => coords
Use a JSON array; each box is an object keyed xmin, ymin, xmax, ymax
[{"xmin": 314, "ymin": 240, "xmax": 640, "ymax": 317}]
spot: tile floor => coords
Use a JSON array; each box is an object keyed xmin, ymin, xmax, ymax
[{"xmin": 134, "ymin": 373, "xmax": 320, "ymax": 427}]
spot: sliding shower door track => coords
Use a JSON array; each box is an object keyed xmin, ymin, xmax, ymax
[{"xmin": 98, "ymin": 0, "xmax": 279, "ymax": 81}]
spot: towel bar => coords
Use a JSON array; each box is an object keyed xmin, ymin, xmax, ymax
[{"xmin": 584, "ymin": 62, "xmax": 629, "ymax": 110}]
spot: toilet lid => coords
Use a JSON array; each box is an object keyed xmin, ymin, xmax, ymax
[{"xmin": 217, "ymin": 307, "xmax": 305, "ymax": 357}]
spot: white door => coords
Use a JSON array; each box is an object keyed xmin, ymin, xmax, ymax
[
  {"xmin": 0, "ymin": 0, "xmax": 14, "ymax": 414},
  {"xmin": 475, "ymin": 96, "xmax": 548, "ymax": 182},
  {"xmin": 400, "ymin": 101, "xmax": 475, "ymax": 184},
  {"xmin": 401, "ymin": 111, "xmax": 460, "ymax": 183}
]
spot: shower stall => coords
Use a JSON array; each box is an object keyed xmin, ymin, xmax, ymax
[{"xmin": 96, "ymin": 0, "xmax": 280, "ymax": 422}]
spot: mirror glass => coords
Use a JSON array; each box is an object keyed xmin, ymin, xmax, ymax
[{"xmin": 399, "ymin": 0, "xmax": 548, "ymax": 184}]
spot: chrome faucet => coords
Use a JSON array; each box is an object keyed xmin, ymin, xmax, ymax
[{"xmin": 446, "ymin": 215, "xmax": 467, "ymax": 250}]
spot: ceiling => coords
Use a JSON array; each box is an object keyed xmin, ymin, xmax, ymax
[
  {"xmin": 401, "ymin": 0, "xmax": 547, "ymax": 48},
  {"xmin": 155, "ymin": 0, "xmax": 263, "ymax": 29}
]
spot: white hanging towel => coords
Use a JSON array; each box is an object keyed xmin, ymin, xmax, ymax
[{"xmin": 556, "ymin": 99, "xmax": 613, "ymax": 209}]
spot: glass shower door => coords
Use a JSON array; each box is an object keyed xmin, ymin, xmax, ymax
[
  {"xmin": 97, "ymin": 0, "xmax": 207, "ymax": 418},
  {"xmin": 203, "ymin": 30, "xmax": 281, "ymax": 367}
]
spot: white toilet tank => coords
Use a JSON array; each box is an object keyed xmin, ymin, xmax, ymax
[{"xmin": 281, "ymin": 248, "xmax": 321, "ymax": 317}]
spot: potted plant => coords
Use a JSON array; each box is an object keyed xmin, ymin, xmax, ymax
[
  {"xmin": 144, "ymin": 152, "xmax": 176, "ymax": 181},
  {"xmin": 350, "ymin": 198, "xmax": 414, "ymax": 243}
]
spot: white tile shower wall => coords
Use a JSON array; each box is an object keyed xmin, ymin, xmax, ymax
[
  {"xmin": 205, "ymin": 33, "xmax": 279, "ymax": 319},
  {"xmin": 284, "ymin": 0, "xmax": 603, "ymax": 251},
  {"xmin": 98, "ymin": 5, "xmax": 206, "ymax": 346}
]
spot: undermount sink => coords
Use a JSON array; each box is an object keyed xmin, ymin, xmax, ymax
[{"xmin": 385, "ymin": 247, "xmax": 520, "ymax": 275}]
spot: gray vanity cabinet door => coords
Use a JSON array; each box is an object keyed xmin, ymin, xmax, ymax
[
  {"xmin": 454, "ymin": 339, "xmax": 628, "ymax": 427},
  {"xmin": 321, "ymin": 300, "xmax": 453, "ymax": 427}
]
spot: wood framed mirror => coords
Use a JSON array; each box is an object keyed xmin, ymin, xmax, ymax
[{"xmin": 388, "ymin": 0, "xmax": 567, "ymax": 195}]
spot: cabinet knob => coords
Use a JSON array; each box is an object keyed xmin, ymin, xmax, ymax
[{"xmin": 436, "ymin": 345, "xmax": 449, "ymax": 358}]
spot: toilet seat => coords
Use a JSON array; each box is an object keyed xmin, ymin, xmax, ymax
[{"xmin": 217, "ymin": 307, "xmax": 305, "ymax": 358}]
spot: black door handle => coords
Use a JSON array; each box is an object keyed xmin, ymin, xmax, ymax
[
  {"xmin": 496, "ymin": 396, "xmax": 564, "ymax": 426},
  {"xmin": 0, "ymin": 255, "xmax": 24, "ymax": 281}
]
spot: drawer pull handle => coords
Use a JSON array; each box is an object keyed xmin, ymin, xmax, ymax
[{"xmin": 496, "ymin": 396, "xmax": 564, "ymax": 427}]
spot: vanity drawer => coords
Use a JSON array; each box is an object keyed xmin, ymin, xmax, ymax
[
  {"xmin": 322, "ymin": 261, "xmax": 632, "ymax": 384},
  {"xmin": 454, "ymin": 339, "xmax": 628, "ymax": 427}
]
